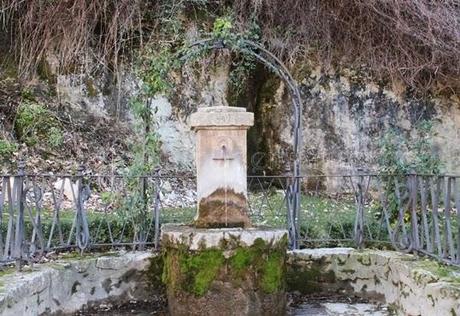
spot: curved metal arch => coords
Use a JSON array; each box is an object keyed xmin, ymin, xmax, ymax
[{"xmin": 178, "ymin": 38, "xmax": 303, "ymax": 249}]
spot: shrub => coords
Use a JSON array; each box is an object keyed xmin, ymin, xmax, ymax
[
  {"xmin": 378, "ymin": 120, "xmax": 443, "ymax": 175},
  {"xmin": 14, "ymin": 101, "xmax": 64, "ymax": 148},
  {"xmin": 377, "ymin": 119, "xmax": 443, "ymax": 221},
  {"xmin": 0, "ymin": 139, "xmax": 17, "ymax": 160}
]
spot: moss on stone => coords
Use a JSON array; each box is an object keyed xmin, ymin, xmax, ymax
[
  {"xmin": 415, "ymin": 259, "xmax": 460, "ymax": 284},
  {"xmin": 162, "ymin": 248, "xmax": 179, "ymax": 291},
  {"xmin": 261, "ymin": 252, "xmax": 284, "ymax": 293},
  {"xmin": 228, "ymin": 237, "xmax": 287, "ymax": 293},
  {"xmin": 230, "ymin": 247, "xmax": 255, "ymax": 273},
  {"xmin": 356, "ymin": 253, "xmax": 372, "ymax": 266},
  {"xmin": 181, "ymin": 249, "xmax": 225, "ymax": 296},
  {"xmin": 163, "ymin": 247, "xmax": 225, "ymax": 297},
  {"xmin": 162, "ymin": 236, "xmax": 288, "ymax": 297},
  {"xmin": 0, "ymin": 267, "xmax": 16, "ymax": 278},
  {"xmin": 147, "ymin": 255, "xmax": 164, "ymax": 291}
]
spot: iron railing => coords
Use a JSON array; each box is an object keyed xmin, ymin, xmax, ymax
[
  {"xmin": 295, "ymin": 172, "xmax": 460, "ymax": 266},
  {"xmin": 1, "ymin": 164, "xmax": 460, "ymax": 268},
  {"xmin": 0, "ymin": 166, "xmax": 292, "ymax": 268}
]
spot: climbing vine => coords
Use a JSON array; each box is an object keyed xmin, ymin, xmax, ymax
[
  {"xmin": 377, "ymin": 120, "xmax": 443, "ymax": 175},
  {"xmin": 377, "ymin": 120, "xmax": 443, "ymax": 221}
]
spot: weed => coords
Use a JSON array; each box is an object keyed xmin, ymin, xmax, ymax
[
  {"xmin": 47, "ymin": 127, "xmax": 64, "ymax": 148},
  {"xmin": 0, "ymin": 139, "xmax": 17, "ymax": 160}
]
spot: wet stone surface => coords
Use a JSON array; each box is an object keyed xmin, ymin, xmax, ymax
[
  {"xmin": 73, "ymin": 297, "xmax": 167, "ymax": 316},
  {"xmin": 287, "ymin": 293, "xmax": 391, "ymax": 316},
  {"xmin": 75, "ymin": 293, "xmax": 390, "ymax": 316}
]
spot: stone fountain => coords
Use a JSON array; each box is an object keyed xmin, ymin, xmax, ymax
[{"xmin": 162, "ymin": 105, "xmax": 288, "ymax": 316}]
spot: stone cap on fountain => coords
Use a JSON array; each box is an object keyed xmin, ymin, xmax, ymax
[{"xmin": 190, "ymin": 106, "xmax": 254, "ymax": 129}]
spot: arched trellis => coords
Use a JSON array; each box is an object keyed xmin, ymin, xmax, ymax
[{"xmin": 177, "ymin": 38, "xmax": 303, "ymax": 249}]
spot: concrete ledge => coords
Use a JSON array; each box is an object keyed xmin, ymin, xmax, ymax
[
  {"xmin": 288, "ymin": 248, "xmax": 460, "ymax": 316},
  {"xmin": 161, "ymin": 224, "xmax": 288, "ymax": 250},
  {"xmin": 0, "ymin": 251, "xmax": 157, "ymax": 316},
  {"xmin": 2, "ymin": 247, "xmax": 459, "ymax": 315}
]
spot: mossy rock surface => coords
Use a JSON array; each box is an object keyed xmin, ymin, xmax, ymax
[
  {"xmin": 163, "ymin": 237, "xmax": 287, "ymax": 296},
  {"xmin": 162, "ymin": 236, "xmax": 287, "ymax": 316}
]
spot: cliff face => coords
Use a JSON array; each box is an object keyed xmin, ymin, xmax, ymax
[
  {"xmin": 1, "ymin": 51, "xmax": 459, "ymax": 177},
  {"xmin": 119, "ymin": 62, "xmax": 459, "ymax": 177},
  {"xmin": 1, "ymin": 1, "xmax": 459, "ymax": 178},
  {"xmin": 251, "ymin": 65, "xmax": 460, "ymax": 176}
]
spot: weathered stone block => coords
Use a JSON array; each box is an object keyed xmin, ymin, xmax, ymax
[
  {"xmin": 162, "ymin": 225, "xmax": 288, "ymax": 316},
  {"xmin": 0, "ymin": 251, "xmax": 156, "ymax": 316},
  {"xmin": 288, "ymin": 248, "xmax": 460, "ymax": 315}
]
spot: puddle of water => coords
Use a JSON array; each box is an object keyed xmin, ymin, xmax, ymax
[
  {"xmin": 288, "ymin": 302, "xmax": 389, "ymax": 316},
  {"xmin": 287, "ymin": 293, "xmax": 390, "ymax": 316}
]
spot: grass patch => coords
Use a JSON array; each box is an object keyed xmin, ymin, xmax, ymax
[
  {"xmin": 0, "ymin": 192, "xmax": 385, "ymax": 250},
  {"xmin": 415, "ymin": 259, "xmax": 460, "ymax": 283}
]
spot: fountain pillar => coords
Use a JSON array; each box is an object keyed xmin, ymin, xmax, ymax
[
  {"xmin": 161, "ymin": 106, "xmax": 288, "ymax": 316},
  {"xmin": 190, "ymin": 106, "xmax": 253, "ymax": 228}
]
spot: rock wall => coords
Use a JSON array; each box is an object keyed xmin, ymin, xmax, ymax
[
  {"xmin": 241, "ymin": 65, "xmax": 460, "ymax": 177},
  {"xmin": 297, "ymin": 67, "xmax": 460, "ymax": 176},
  {"xmin": 51, "ymin": 59, "xmax": 460, "ymax": 177}
]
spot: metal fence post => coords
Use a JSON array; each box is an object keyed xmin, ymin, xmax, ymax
[
  {"xmin": 293, "ymin": 173, "xmax": 301, "ymax": 249},
  {"xmin": 75, "ymin": 165, "xmax": 90, "ymax": 251},
  {"xmin": 354, "ymin": 168, "xmax": 365, "ymax": 249},
  {"xmin": 13, "ymin": 160, "xmax": 25, "ymax": 270},
  {"xmin": 409, "ymin": 171, "xmax": 420, "ymax": 250},
  {"xmin": 153, "ymin": 169, "xmax": 161, "ymax": 250},
  {"xmin": 286, "ymin": 174, "xmax": 298, "ymax": 250},
  {"xmin": 443, "ymin": 176, "xmax": 455, "ymax": 258}
]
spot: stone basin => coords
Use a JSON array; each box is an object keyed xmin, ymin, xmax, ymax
[
  {"xmin": 1, "ymin": 248, "xmax": 460, "ymax": 315},
  {"xmin": 161, "ymin": 224, "xmax": 288, "ymax": 316}
]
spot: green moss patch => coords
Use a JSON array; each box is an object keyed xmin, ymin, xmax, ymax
[
  {"xmin": 230, "ymin": 247, "xmax": 255, "ymax": 273},
  {"xmin": 261, "ymin": 252, "xmax": 284, "ymax": 293},
  {"xmin": 181, "ymin": 249, "xmax": 225, "ymax": 296},
  {"xmin": 230, "ymin": 238, "xmax": 286, "ymax": 293},
  {"xmin": 147, "ymin": 255, "xmax": 164, "ymax": 291},
  {"xmin": 162, "ymin": 237, "xmax": 288, "ymax": 297},
  {"xmin": 163, "ymin": 248, "xmax": 225, "ymax": 296},
  {"xmin": 0, "ymin": 267, "xmax": 16, "ymax": 278}
]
